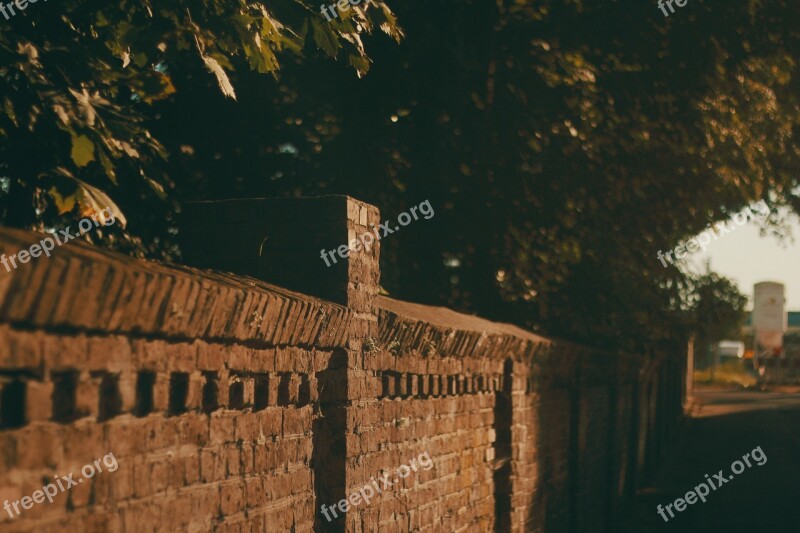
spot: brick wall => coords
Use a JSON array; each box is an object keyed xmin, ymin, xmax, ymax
[
  {"xmin": 0, "ymin": 197, "xmax": 686, "ymax": 532},
  {"xmin": 757, "ymin": 357, "xmax": 800, "ymax": 384}
]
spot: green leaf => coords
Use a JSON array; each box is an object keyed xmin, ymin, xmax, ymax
[
  {"xmin": 348, "ymin": 54, "xmax": 370, "ymax": 77},
  {"xmin": 48, "ymin": 186, "xmax": 77, "ymax": 215},
  {"xmin": 230, "ymin": 14, "xmax": 257, "ymax": 28},
  {"xmin": 311, "ymin": 17, "xmax": 341, "ymax": 57},
  {"xmin": 134, "ymin": 71, "xmax": 177, "ymax": 103},
  {"xmin": 97, "ymin": 149, "xmax": 117, "ymax": 184},
  {"xmin": 372, "ymin": 3, "xmax": 404, "ymax": 43},
  {"xmin": 70, "ymin": 134, "xmax": 95, "ymax": 167},
  {"xmin": 133, "ymin": 52, "xmax": 148, "ymax": 68},
  {"xmin": 96, "ymin": 11, "xmax": 109, "ymax": 27},
  {"xmin": 3, "ymin": 97, "xmax": 17, "ymax": 127}
]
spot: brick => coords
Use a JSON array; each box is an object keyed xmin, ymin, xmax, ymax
[
  {"xmin": 105, "ymin": 418, "xmax": 146, "ymax": 458},
  {"xmin": 112, "ymin": 460, "xmax": 135, "ymax": 500},
  {"xmin": 220, "ymin": 480, "xmax": 245, "ymax": 515},
  {"xmin": 197, "ymin": 341, "xmax": 225, "ymax": 370},
  {"xmin": 186, "ymin": 371, "xmax": 204, "ymax": 410},
  {"xmin": 15, "ymin": 424, "xmax": 61, "ymax": 470},
  {"xmin": 281, "ymin": 408, "xmax": 306, "ymax": 436},
  {"xmin": 152, "ymin": 372, "xmax": 170, "ymax": 412},
  {"xmin": 0, "ymin": 326, "xmax": 44, "ymax": 369},
  {"xmin": 118, "ymin": 371, "xmax": 137, "ymax": 412},
  {"xmin": 132, "ymin": 458, "xmax": 153, "ymax": 498},
  {"xmin": 199, "ymin": 448, "xmax": 221, "ymax": 483},
  {"xmin": 210, "ymin": 412, "xmax": 236, "ymax": 444},
  {"xmin": 24, "ymin": 380, "xmax": 53, "ymax": 421},
  {"xmin": 74, "ymin": 373, "xmax": 99, "ymax": 419},
  {"xmin": 68, "ymin": 472, "xmax": 93, "ymax": 509}
]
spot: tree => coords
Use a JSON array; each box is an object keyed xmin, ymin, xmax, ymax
[
  {"xmin": 0, "ymin": 0, "xmax": 402, "ymax": 256},
  {"xmin": 688, "ymin": 267, "xmax": 749, "ymax": 370},
  {"xmin": 2, "ymin": 0, "xmax": 798, "ymax": 354}
]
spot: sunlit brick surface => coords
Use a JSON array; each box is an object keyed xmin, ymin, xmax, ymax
[{"xmin": 0, "ymin": 213, "xmax": 684, "ymax": 532}]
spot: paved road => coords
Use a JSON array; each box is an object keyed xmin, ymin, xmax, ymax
[{"xmin": 619, "ymin": 389, "xmax": 800, "ymax": 533}]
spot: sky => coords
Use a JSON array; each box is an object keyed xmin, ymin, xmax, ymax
[{"xmin": 685, "ymin": 208, "xmax": 800, "ymax": 311}]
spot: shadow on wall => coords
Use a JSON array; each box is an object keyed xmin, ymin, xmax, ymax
[
  {"xmin": 521, "ymin": 349, "xmax": 679, "ymax": 533},
  {"xmin": 312, "ymin": 348, "xmax": 349, "ymax": 533}
]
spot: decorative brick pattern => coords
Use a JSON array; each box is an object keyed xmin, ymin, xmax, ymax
[
  {"xmin": 0, "ymin": 198, "xmax": 685, "ymax": 533},
  {"xmin": 0, "ymin": 327, "xmax": 318, "ymax": 531}
]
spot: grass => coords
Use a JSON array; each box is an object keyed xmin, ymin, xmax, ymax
[{"xmin": 694, "ymin": 359, "xmax": 757, "ymax": 388}]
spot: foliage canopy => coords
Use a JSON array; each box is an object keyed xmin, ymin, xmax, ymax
[{"xmin": 2, "ymin": 0, "xmax": 797, "ymax": 351}]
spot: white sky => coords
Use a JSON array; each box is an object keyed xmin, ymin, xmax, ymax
[{"xmin": 685, "ymin": 209, "xmax": 800, "ymax": 310}]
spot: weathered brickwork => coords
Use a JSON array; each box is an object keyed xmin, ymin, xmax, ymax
[
  {"xmin": 0, "ymin": 325, "xmax": 329, "ymax": 532},
  {"xmin": 0, "ymin": 197, "xmax": 686, "ymax": 532},
  {"xmin": 350, "ymin": 345, "xmax": 506, "ymax": 532}
]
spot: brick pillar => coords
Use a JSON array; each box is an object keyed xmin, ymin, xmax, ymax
[
  {"xmin": 181, "ymin": 196, "xmax": 381, "ymax": 532},
  {"xmin": 181, "ymin": 196, "xmax": 379, "ymax": 315}
]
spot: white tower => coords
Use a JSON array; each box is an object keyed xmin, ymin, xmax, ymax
[{"xmin": 753, "ymin": 281, "xmax": 787, "ymax": 356}]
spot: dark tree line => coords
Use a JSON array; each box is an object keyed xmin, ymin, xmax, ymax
[{"xmin": 3, "ymin": 0, "xmax": 793, "ymax": 350}]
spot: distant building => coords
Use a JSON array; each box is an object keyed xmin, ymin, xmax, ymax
[
  {"xmin": 742, "ymin": 312, "xmax": 800, "ymax": 359},
  {"xmin": 743, "ymin": 311, "xmax": 800, "ymax": 335},
  {"xmin": 738, "ymin": 282, "xmax": 792, "ymax": 357},
  {"xmin": 717, "ymin": 340, "xmax": 745, "ymax": 359},
  {"xmin": 786, "ymin": 313, "xmax": 800, "ymax": 360},
  {"xmin": 790, "ymin": 312, "xmax": 800, "ymax": 332},
  {"xmin": 752, "ymin": 281, "xmax": 786, "ymax": 354}
]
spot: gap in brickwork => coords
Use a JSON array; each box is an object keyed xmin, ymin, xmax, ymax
[
  {"xmin": 202, "ymin": 371, "xmax": 219, "ymax": 413},
  {"xmin": 96, "ymin": 371, "xmax": 123, "ymax": 422},
  {"xmin": 492, "ymin": 359, "xmax": 514, "ymax": 532},
  {"xmin": 378, "ymin": 372, "xmax": 502, "ymax": 400},
  {"xmin": 135, "ymin": 371, "xmax": 155, "ymax": 417},
  {"xmin": 277, "ymin": 373, "xmax": 295, "ymax": 406},
  {"xmin": 168, "ymin": 372, "xmax": 189, "ymax": 416},
  {"xmin": 229, "ymin": 380, "xmax": 245, "ymax": 410},
  {"xmin": 312, "ymin": 349, "xmax": 348, "ymax": 531},
  {"xmin": 0, "ymin": 374, "xmax": 26, "ymax": 429},
  {"xmin": 298, "ymin": 374, "xmax": 311, "ymax": 407},
  {"xmin": 526, "ymin": 375, "xmax": 535, "ymax": 394},
  {"xmin": 51, "ymin": 370, "xmax": 79, "ymax": 422},
  {"xmin": 210, "ymin": 371, "xmax": 314, "ymax": 411},
  {"xmin": 253, "ymin": 374, "xmax": 269, "ymax": 411},
  {"xmin": 277, "ymin": 373, "xmax": 290, "ymax": 405}
]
